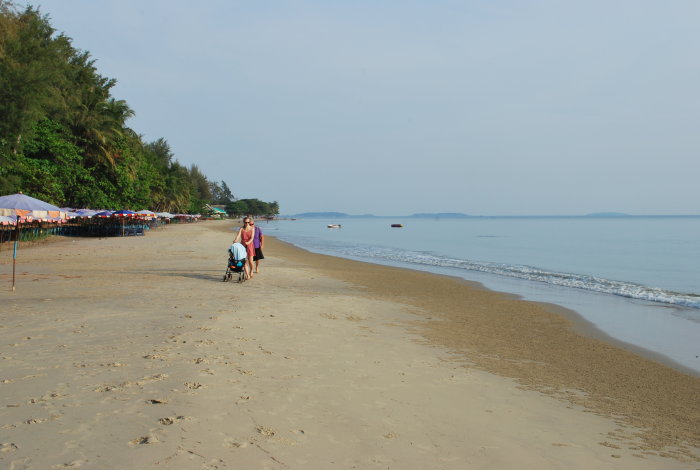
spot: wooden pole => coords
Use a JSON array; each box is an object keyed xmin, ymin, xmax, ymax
[
  {"xmin": 12, "ymin": 240, "xmax": 17, "ymax": 292},
  {"xmin": 12, "ymin": 216, "xmax": 19, "ymax": 292}
]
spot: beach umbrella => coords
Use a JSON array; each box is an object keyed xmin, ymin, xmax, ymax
[
  {"xmin": 0, "ymin": 193, "xmax": 67, "ymax": 291},
  {"xmin": 112, "ymin": 210, "xmax": 136, "ymax": 217},
  {"xmin": 112, "ymin": 210, "xmax": 136, "ymax": 236},
  {"xmin": 136, "ymin": 209, "xmax": 156, "ymax": 218},
  {"xmin": 0, "ymin": 193, "xmax": 66, "ymax": 220},
  {"xmin": 75, "ymin": 209, "xmax": 98, "ymax": 218},
  {"xmin": 94, "ymin": 211, "xmax": 113, "ymax": 218}
]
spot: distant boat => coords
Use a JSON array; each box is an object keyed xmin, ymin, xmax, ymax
[
  {"xmin": 391, "ymin": 224, "xmax": 403, "ymax": 228},
  {"xmin": 327, "ymin": 224, "xmax": 342, "ymax": 228}
]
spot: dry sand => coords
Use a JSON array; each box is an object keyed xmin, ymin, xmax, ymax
[{"xmin": 0, "ymin": 220, "xmax": 698, "ymax": 469}]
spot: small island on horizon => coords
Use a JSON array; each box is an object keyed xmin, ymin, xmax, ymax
[{"xmin": 287, "ymin": 211, "xmax": 699, "ymax": 219}]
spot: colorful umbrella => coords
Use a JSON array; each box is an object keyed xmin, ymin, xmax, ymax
[
  {"xmin": 112, "ymin": 210, "xmax": 137, "ymax": 217},
  {"xmin": 0, "ymin": 193, "xmax": 66, "ymax": 220},
  {"xmin": 0, "ymin": 193, "xmax": 66, "ymax": 291},
  {"xmin": 135, "ymin": 210, "xmax": 156, "ymax": 218},
  {"xmin": 0, "ymin": 215, "xmax": 17, "ymax": 225},
  {"xmin": 75, "ymin": 209, "xmax": 98, "ymax": 218}
]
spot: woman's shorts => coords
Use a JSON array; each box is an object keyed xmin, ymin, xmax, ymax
[{"xmin": 254, "ymin": 248, "xmax": 264, "ymax": 261}]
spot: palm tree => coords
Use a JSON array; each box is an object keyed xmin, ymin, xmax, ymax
[{"xmin": 71, "ymin": 94, "xmax": 134, "ymax": 169}]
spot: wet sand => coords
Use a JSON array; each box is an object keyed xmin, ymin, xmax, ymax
[{"xmin": 0, "ymin": 220, "xmax": 698, "ymax": 468}]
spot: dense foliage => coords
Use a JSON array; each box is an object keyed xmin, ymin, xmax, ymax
[
  {"xmin": 225, "ymin": 199, "xmax": 279, "ymax": 218},
  {"xmin": 0, "ymin": 2, "xmax": 278, "ymax": 216}
]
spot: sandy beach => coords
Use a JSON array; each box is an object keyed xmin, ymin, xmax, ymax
[{"xmin": 1, "ymin": 220, "xmax": 698, "ymax": 469}]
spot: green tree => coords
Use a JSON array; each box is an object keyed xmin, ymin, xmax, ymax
[
  {"xmin": 162, "ymin": 161, "xmax": 192, "ymax": 213},
  {"xmin": 209, "ymin": 180, "xmax": 235, "ymax": 205},
  {"xmin": 0, "ymin": 4, "xmax": 66, "ymax": 154},
  {"xmin": 225, "ymin": 200, "xmax": 249, "ymax": 217},
  {"xmin": 0, "ymin": 3, "xmax": 280, "ymax": 214}
]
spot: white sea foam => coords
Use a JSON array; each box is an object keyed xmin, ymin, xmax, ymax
[{"xmin": 331, "ymin": 245, "xmax": 700, "ymax": 310}]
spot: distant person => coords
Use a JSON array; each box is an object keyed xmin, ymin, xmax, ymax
[
  {"xmin": 250, "ymin": 218, "xmax": 264, "ymax": 273},
  {"xmin": 233, "ymin": 217, "xmax": 256, "ymax": 279}
]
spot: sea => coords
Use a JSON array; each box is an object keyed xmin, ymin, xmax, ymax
[{"xmin": 258, "ymin": 216, "xmax": 700, "ymax": 375}]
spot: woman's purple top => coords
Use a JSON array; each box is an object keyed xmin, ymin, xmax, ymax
[{"xmin": 254, "ymin": 227, "xmax": 263, "ymax": 248}]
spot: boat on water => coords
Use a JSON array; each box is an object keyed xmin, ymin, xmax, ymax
[
  {"xmin": 391, "ymin": 224, "xmax": 403, "ymax": 228},
  {"xmin": 327, "ymin": 224, "xmax": 342, "ymax": 229}
]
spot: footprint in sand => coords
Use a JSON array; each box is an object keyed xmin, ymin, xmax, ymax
[
  {"xmin": 159, "ymin": 415, "xmax": 186, "ymax": 426},
  {"xmin": 224, "ymin": 439, "xmax": 249, "ymax": 449},
  {"xmin": 28, "ymin": 392, "xmax": 66, "ymax": 404},
  {"xmin": 145, "ymin": 399, "xmax": 168, "ymax": 405},
  {"xmin": 25, "ymin": 417, "xmax": 52, "ymax": 425},
  {"xmin": 143, "ymin": 354, "xmax": 168, "ymax": 360},
  {"xmin": 1, "ymin": 442, "xmax": 18, "ymax": 453},
  {"xmin": 129, "ymin": 435, "xmax": 159, "ymax": 446},
  {"xmin": 256, "ymin": 426, "xmax": 276, "ymax": 437},
  {"xmin": 51, "ymin": 460, "xmax": 86, "ymax": 468},
  {"xmin": 184, "ymin": 382, "xmax": 206, "ymax": 390},
  {"xmin": 96, "ymin": 374, "xmax": 168, "ymax": 392}
]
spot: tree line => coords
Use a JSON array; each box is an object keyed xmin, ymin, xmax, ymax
[{"xmin": 0, "ymin": 2, "xmax": 278, "ymax": 216}]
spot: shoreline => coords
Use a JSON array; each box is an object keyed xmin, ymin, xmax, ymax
[
  {"xmin": 454, "ymin": 275, "xmax": 700, "ymax": 379},
  {"xmin": 1, "ymin": 220, "xmax": 698, "ymax": 468},
  {"xmin": 270, "ymin": 236, "xmax": 700, "ymax": 378},
  {"xmin": 265, "ymin": 234, "xmax": 700, "ymax": 456}
]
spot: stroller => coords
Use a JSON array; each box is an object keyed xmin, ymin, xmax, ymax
[{"xmin": 223, "ymin": 243, "xmax": 247, "ymax": 283}]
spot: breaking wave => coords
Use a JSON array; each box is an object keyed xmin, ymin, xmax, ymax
[{"xmin": 317, "ymin": 243, "xmax": 700, "ymax": 309}]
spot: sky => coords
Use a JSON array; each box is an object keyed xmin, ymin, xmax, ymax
[{"xmin": 23, "ymin": 0, "xmax": 700, "ymax": 215}]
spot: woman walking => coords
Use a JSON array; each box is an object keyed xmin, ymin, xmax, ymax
[
  {"xmin": 250, "ymin": 218, "xmax": 264, "ymax": 273},
  {"xmin": 233, "ymin": 217, "xmax": 256, "ymax": 279}
]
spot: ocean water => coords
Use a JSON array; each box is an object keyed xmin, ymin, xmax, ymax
[{"xmin": 259, "ymin": 216, "xmax": 700, "ymax": 374}]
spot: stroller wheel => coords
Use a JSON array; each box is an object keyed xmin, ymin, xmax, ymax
[{"xmin": 223, "ymin": 274, "xmax": 228, "ymax": 282}]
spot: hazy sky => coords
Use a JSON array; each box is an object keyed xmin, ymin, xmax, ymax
[{"xmin": 26, "ymin": 1, "xmax": 700, "ymax": 215}]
